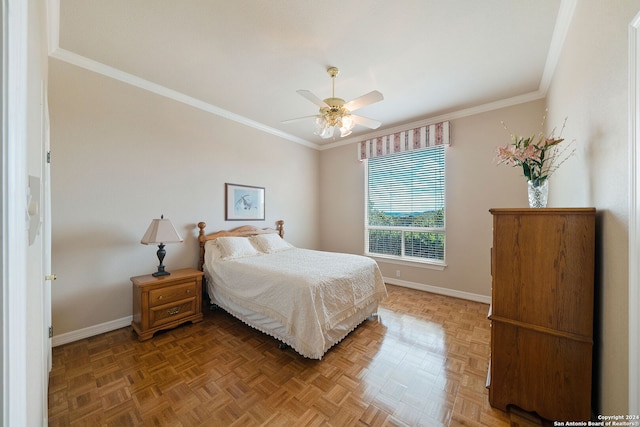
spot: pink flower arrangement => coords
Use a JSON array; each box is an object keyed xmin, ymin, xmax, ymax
[{"xmin": 496, "ymin": 116, "xmax": 575, "ymax": 185}]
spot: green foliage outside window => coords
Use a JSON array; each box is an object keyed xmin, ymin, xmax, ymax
[
  {"xmin": 367, "ymin": 206, "xmax": 445, "ymax": 261},
  {"xmin": 368, "ymin": 203, "xmax": 444, "ymax": 228}
]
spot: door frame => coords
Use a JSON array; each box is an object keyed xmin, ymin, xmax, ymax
[
  {"xmin": 40, "ymin": 79, "xmax": 52, "ymax": 421},
  {"xmin": 628, "ymin": 11, "xmax": 640, "ymax": 415},
  {"xmin": 1, "ymin": 0, "xmax": 29, "ymax": 425}
]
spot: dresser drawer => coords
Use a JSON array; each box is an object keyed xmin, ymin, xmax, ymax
[
  {"xmin": 149, "ymin": 281, "xmax": 196, "ymax": 307},
  {"xmin": 149, "ymin": 298, "xmax": 196, "ymax": 328}
]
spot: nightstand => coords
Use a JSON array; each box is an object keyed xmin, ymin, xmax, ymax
[{"xmin": 131, "ymin": 268, "xmax": 204, "ymax": 341}]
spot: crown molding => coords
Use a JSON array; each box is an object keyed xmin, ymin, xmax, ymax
[
  {"xmin": 49, "ymin": 46, "xmax": 548, "ymax": 154},
  {"xmin": 539, "ymin": 0, "xmax": 577, "ymax": 93},
  {"xmin": 321, "ymin": 0, "xmax": 577, "ymax": 152},
  {"xmin": 46, "ymin": 0, "xmax": 60, "ymax": 55},
  {"xmin": 321, "ymin": 90, "xmax": 547, "ymax": 151},
  {"xmin": 47, "ymin": 0, "xmax": 575, "ymax": 154},
  {"xmin": 49, "ymin": 48, "xmax": 320, "ymax": 150}
]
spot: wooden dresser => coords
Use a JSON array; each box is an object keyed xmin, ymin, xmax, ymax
[
  {"xmin": 488, "ymin": 208, "xmax": 595, "ymax": 421},
  {"xmin": 131, "ymin": 268, "xmax": 204, "ymax": 341}
]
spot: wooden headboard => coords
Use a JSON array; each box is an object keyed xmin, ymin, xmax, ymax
[{"xmin": 197, "ymin": 220, "xmax": 284, "ymax": 271}]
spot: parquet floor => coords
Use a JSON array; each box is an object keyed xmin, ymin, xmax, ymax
[{"xmin": 48, "ymin": 285, "xmax": 517, "ymax": 426}]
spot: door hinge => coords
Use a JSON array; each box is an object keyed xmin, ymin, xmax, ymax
[
  {"xmin": 48, "ymin": 326, "xmax": 53, "ymax": 338},
  {"xmin": 47, "ymin": 151, "xmax": 51, "ymax": 164}
]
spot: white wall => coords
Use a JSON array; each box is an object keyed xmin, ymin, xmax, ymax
[
  {"xmin": 319, "ymin": 100, "xmax": 546, "ymax": 300},
  {"xmin": 48, "ymin": 58, "xmax": 320, "ymax": 336},
  {"xmin": 544, "ymin": 0, "xmax": 640, "ymax": 415}
]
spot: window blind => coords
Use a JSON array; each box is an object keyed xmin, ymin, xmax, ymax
[{"xmin": 365, "ymin": 145, "xmax": 445, "ymax": 262}]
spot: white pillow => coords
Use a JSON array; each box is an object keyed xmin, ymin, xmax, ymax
[
  {"xmin": 204, "ymin": 239, "xmax": 222, "ymax": 262},
  {"xmin": 250, "ymin": 233, "xmax": 294, "ymax": 253},
  {"xmin": 215, "ymin": 236, "xmax": 261, "ymax": 259}
]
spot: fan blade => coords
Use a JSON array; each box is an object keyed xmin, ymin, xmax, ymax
[
  {"xmin": 344, "ymin": 90, "xmax": 384, "ymax": 111},
  {"xmin": 352, "ymin": 114, "xmax": 382, "ymax": 129},
  {"xmin": 296, "ymin": 90, "xmax": 328, "ymax": 108},
  {"xmin": 281, "ymin": 114, "xmax": 318, "ymax": 124}
]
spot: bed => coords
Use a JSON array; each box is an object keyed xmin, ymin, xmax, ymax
[{"xmin": 197, "ymin": 220, "xmax": 387, "ymax": 359}]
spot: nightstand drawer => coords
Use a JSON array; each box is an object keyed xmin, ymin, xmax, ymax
[
  {"xmin": 149, "ymin": 281, "xmax": 196, "ymax": 307},
  {"xmin": 149, "ymin": 298, "xmax": 196, "ymax": 328}
]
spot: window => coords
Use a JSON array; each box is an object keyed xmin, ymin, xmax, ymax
[{"xmin": 365, "ymin": 145, "xmax": 445, "ymax": 264}]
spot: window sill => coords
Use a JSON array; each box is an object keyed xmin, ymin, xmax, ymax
[{"xmin": 366, "ymin": 254, "xmax": 447, "ymax": 271}]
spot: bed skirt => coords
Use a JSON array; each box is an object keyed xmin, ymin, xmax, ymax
[{"xmin": 207, "ymin": 285, "xmax": 379, "ymax": 360}]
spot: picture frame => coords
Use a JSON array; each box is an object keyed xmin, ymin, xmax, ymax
[{"xmin": 225, "ymin": 183, "xmax": 265, "ymax": 221}]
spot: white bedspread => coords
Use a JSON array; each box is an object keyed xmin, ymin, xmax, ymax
[{"xmin": 205, "ymin": 248, "xmax": 387, "ymax": 359}]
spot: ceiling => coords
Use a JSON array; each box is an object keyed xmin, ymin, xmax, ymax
[{"xmin": 50, "ymin": 0, "xmax": 570, "ymax": 149}]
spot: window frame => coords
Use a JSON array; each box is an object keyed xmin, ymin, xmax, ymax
[{"xmin": 364, "ymin": 146, "xmax": 447, "ymax": 268}]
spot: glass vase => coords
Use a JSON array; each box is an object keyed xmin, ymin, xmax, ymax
[{"xmin": 527, "ymin": 179, "xmax": 549, "ymax": 208}]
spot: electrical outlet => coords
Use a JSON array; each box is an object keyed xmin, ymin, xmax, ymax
[{"xmin": 396, "ymin": 270, "xmax": 401, "ymax": 278}]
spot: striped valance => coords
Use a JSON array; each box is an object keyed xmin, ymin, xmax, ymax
[{"xmin": 358, "ymin": 121, "xmax": 450, "ymax": 160}]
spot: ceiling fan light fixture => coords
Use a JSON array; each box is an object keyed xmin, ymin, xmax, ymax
[{"xmin": 285, "ymin": 66, "xmax": 383, "ymax": 139}]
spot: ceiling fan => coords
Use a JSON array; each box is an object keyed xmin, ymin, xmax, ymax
[{"xmin": 283, "ymin": 67, "xmax": 384, "ymax": 139}]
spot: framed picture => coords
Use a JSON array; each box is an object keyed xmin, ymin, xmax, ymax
[{"xmin": 225, "ymin": 183, "xmax": 265, "ymax": 221}]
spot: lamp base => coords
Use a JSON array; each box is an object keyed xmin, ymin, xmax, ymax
[
  {"xmin": 152, "ymin": 270, "xmax": 170, "ymax": 277},
  {"xmin": 152, "ymin": 244, "xmax": 171, "ymax": 276}
]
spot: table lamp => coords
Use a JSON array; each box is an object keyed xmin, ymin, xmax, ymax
[{"xmin": 140, "ymin": 215, "xmax": 183, "ymax": 276}]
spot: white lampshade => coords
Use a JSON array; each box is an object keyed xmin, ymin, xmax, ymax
[
  {"xmin": 341, "ymin": 114, "xmax": 354, "ymax": 130},
  {"xmin": 314, "ymin": 116, "xmax": 327, "ymax": 136},
  {"xmin": 339, "ymin": 115, "xmax": 354, "ymax": 137},
  {"xmin": 141, "ymin": 216, "xmax": 183, "ymax": 245}
]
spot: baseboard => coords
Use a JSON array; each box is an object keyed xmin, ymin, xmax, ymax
[
  {"xmin": 51, "ymin": 281, "xmax": 489, "ymax": 346},
  {"xmin": 52, "ymin": 316, "xmax": 133, "ymax": 347},
  {"xmin": 384, "ymin": 277, "xmax": 491, "ymax": 304}
]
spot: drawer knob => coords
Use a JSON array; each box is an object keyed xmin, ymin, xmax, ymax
[
  {"xmin": 158, "ymin": 295, "xmax": 163, "ymax": 300},
  {"xmin": 167, "ymin": 307, "xmax": 181, "ymax": 316},
  {"xmin": 186, "ymin": 289, "xmax": 191, "ymax": 294}
]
